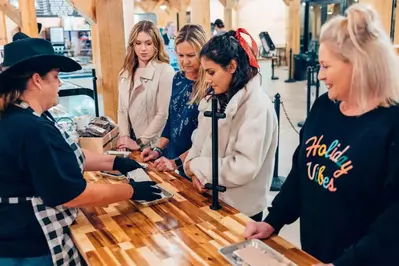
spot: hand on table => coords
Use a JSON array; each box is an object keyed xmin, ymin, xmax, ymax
[
  {"xmin": 184, "ymin": 161, "xmax": 194, "ymax": 177},
  {"xmin": 154, "ymin": 157, "xmax": 177, "ymax": 172},
  {"xmin": 128, "ymin": 180, "xmax": 162, "ymax": 201},
  {"xmin": 243, "ymin": 222, "xmax": 275, "ymax": 239},
  {"xmin": 192, "ymin": 176, "xmax": 207, "ymax": 194},
  {"xmin": 141, "ymin": 147, "xmax": 160, "ymax": 162},
  {"xmin": 112, "ymin": 157, "xmax": 143, "ymax": 176},
  {"xmin": 183, "ymin": 161, "xmax": 206, "ymax": 193},
  {"xmin": 117, "ymin": 136, "xmax": 140, "ymax": 151}
]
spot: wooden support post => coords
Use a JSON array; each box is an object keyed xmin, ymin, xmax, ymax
[
  {"xmin": 0, "ymin": 9, "xmax": 7, "ymax": 44},
  {"xmin": 395, "ymin": 0, "xmax": 399, "ymax": 44},
  {"xmin": 178, "ymin": 1, "xmax": 188, "ymax": 29},
  {"xmin": 191, "ymin": 0, "xmax": 211, "ymax": 39},
  {"xmin": 359, "ymin": 0, "xmax": 393, "ymax": 37},
  {"xmin": 18, "ymin": 0, "xmax": 38, "ymax": 37},
  {"xmin": 66, "ymin": 0, "xmax": 96, "ymax": 24},
  {"xmin": 224, "ymin": 0, "xmax": 233, "ymax": 31},
  {"xmin": 311, "ymin": 6, "xmax": 320, "ymax": 40},
  {"xmin": 95, "ymin": 0, "xmax": 126, "ymax": 121},
  {"xmin": 286, "ymin": 0, "xmax": 300, "ymax": 77},
  {"xmin": 122, "ymin": 0, "xmax": 134, "ymax": 47},
  {"xmin": 0, "ymin": 1, "xmax": 21, "ymax": 27}
]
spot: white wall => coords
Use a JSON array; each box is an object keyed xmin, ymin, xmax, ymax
[
  {"xmin": 210, "ymin": 0, "xmax": 224, "ymax": 23},
  {"xmin": 237, "ymin": 0, "xmax": 286, "ymax": 46}
]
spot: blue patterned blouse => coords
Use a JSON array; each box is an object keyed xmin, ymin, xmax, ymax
[{"xmin": 161, "ymin": 71, "xmax": 199, "ymax": 159}]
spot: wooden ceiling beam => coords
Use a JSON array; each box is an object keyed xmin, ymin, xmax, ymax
[
  {"xmin": 137, "ymin": 0, "xmax": 158, "ymax": 13},
  {"xmin": 0, "ymin": 8, "xmax": 7, "ymax": 45},
  {"xmin": 19, "ymin": 0, "xmax": 38, "ymax": 37},
  {"xmin": 66, "ymin": 0, "xmax": 96, "ymax": 24},
  {"xmin": 168, "ymin": 0, "xmax": 181, "ymax": 11},
  {"xmin": 94, "ymin": 0, "xmax": 126, "ymax": 121},
  {"xmin": 0, "ymin": 1, "xmax": 21, "ymax": 27},
  {"xmin": 154, "ymin": 0, "xmax": 166, "ymax": 10}
]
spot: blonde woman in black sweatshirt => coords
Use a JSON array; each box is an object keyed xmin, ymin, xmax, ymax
[{"xmin": 244, "ymin": 4, "xmax": 399, "ymax": 266}]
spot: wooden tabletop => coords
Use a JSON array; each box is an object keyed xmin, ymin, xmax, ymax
[{"xmin": 70, "ymin": 154, "xmax": 320, "ymax": 266}]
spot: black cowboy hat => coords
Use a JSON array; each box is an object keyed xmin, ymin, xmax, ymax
[{"xmin": 0, "ymin": 33, "xmax": 81, "ymax": 92}]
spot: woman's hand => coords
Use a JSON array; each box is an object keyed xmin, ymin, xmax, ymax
[
  {"xmin": 112, "ymin": 157, "xmax": 143, "ymax": 176},
  {"xmin": 243, "ymin": 222, "xmax": 275, "ymax": 239},
  {"xmin": 183, "ymin": 161, "xmax": 206, "ymax": 193},
  {"xmin": 184, "ymin": 161, "xmax": 195, "ymax": 177},
  {"xmin": 128, "ymin": 180, "xmax": 162, "ymax": 201},
  {"xmin": 192, "ymin": 176, "xmax": 207, "ymax": 194},
  {"xmin": 153, "ymin": 157, "xmax": 177, "ymax": 172},
  {"xmin": 117, "ymin": 136, "xmax": 139, "ymax": 151},
  {"xmin": 141, "ymin": 147, "xmax": 160, "ymax": 162}
]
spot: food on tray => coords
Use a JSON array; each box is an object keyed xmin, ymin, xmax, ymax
[
  {"xmin": 233, "ymin": 246, "xmax": 291, "ymax": 266},
  {"xmin": 99, "ymin": 170, "xmax": 126, "ymax": 180},
  {"xmin": 105, "ymin": 150, "xmax": 131, "ymax": 158},
  {"xmin": 77, "ymin": 116, "xmax": 116, "ymax": 137},
  {"xmin": 127, "ymin": 168, "xmax": 152, "ymax": 182}
]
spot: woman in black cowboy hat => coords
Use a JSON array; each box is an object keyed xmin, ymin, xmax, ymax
[{"xmin": 0, "ymin": 35, "xmax": 161, "ymax": 265}]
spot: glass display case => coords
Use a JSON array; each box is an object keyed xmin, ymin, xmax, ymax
[{"xmin": 49, "ymin": 69, "xmax": 101, "ymax": 138}]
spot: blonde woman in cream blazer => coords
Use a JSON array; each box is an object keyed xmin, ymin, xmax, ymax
[
  {"xmin": 117, "ymin": 21, "xmax": 175, "ymax": 150},
  {"xmin": 184, "ymin": 29, "xmax": 278, "ymax": 220},
  {"xmin": 118, "ymin": 60, "xmax": 174, "ymax": 148}
]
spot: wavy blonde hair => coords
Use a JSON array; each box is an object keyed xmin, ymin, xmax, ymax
[
  {"xmin": 320, "ymin": 3, "xmax": 399, "ymax": 108},
  {"xmin": 175, "ymin": 24, "xmax": 208, "ymax": 104},
  {"xmin": 120, "ymin": 20, "xmax": 169, "ymax": 84}
]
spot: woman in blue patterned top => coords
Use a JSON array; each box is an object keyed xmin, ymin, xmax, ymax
[{"xmin": 141, "ymin": 24, "xmax": 208, "ymax": 177}]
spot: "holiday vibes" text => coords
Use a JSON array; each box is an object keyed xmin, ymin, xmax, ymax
[{"xmin": 305, "ymin": 135, "xmax": 353, "ymax": 192}]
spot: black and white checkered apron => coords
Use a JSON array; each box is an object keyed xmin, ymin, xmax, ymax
[{"xmin": 0, "ymin": 101, "xmax": 85, "ymax": 265}]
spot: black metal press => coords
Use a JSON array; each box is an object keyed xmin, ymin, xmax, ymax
[{"xmin": 203, "ymin": 88, "xmax": 227, "ymax": 210}]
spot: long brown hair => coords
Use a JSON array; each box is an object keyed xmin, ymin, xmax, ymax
[
  {"xmin": 0, "ymin": 70, "xmax": 51, "ymax": 114},
  {"xmin": 175, "ymin": 24, "xmax": 208, "ymax": 104},
  {"xmin": 120, "ymin": 21, "xmax": 169, "ymax": 85}
]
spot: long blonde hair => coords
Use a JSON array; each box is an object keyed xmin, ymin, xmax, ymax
[
  {"xmin": 320, "ymin": 3, "xmax": 399, "ymax": 109},
  {"xmin": 120, "ymin": 21, "xmax": 169, "ymax": 84},
  {"xmin": 175, "ymin": 24, "xmax": 208, "ymax": 104}
]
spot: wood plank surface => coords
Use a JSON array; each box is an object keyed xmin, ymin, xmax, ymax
[{"xmin": 71, "ymin": 152, "xmax": 320, "ymax": 266}]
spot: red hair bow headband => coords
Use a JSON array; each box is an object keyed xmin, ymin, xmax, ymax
[{"xmin": 235, "ymin": 28, "xmax": 260, "ymax": 69}]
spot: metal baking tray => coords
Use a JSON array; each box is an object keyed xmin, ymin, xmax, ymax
[
  {"xmin": 134, "ymin": 185, "xmax": 174, "ymax": 206},
  {"xmin": 219, "ymin": 239, "xmax": 297, "ymax": 266}
]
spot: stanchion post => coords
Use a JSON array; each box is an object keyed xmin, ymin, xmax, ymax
[
  {"xmin": 306, "ymin": 66, "xmax": 313, "ymax": 116},
  {"xmin": 203, "ymin": 88, "xmax": 227, "ymax": 210},
  {"xmin": 270, "ymin": 93, "xmax": 286, "ymax": 192},
  {"xmin": 297, "ymin": 65, "xmax": 313, "ymax": 127},
  {"xmin": 92, "ymin": 69, "xmax": 100, "ymax": 117},
  {"xmin": 271, "ymin": 57, "xmax": 279, "ymax": 80},
  {"xmin": 285, "ymin": 48, "xmax": 296, "ymax": 83}
]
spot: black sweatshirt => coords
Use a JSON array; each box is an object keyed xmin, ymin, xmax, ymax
[{"xmin": 265, "ymin": 94, "xmax": 399, "ymax": 265}]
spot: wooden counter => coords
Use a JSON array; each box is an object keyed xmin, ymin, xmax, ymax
[{"xmin": 70, "ymin": 154, "xmax": 320, "ymax": 266}]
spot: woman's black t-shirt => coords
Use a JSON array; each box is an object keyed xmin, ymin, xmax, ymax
[
  {"xmin": 265, "ymin": 93, "xmax": 399, "ymax": 265},
  {"xmin": 0, "ymin": 105, "xmax": 86, "ymax": 258}
]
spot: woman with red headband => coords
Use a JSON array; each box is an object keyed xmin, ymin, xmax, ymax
[{"xmin": 183, "ymin": 29, "xmax": 278, "ymax": 221}]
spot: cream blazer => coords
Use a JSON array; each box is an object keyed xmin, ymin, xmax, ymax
[
  {"xmin": 184, "ymin": 74, "xmax": 278, "ymax": 217},
  {"xmin": 117, "ymin": 60, "xmax": 175, "ymax": 147}
]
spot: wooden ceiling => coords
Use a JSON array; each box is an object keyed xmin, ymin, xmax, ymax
[{"xmin": 136, "ymin": 0, "xmax": 236, "ymax": 13}]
